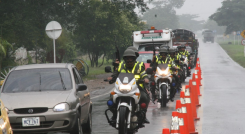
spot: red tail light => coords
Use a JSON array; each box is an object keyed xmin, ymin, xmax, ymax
[
  {"xmin": 188, "ymin": 67, "xmax": 191, "ymax": 69},
  {"xmin": 140, "ymin": 103, "xmax": 147, "ymax": 109},
  {"xmin": 178, "ymin": 75, "xmax": 180, "ymax": 78}
]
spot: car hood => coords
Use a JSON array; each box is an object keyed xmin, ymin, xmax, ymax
[{"xmin": 1, "ymin": 91, "xmax": 72, "ymax": 110}]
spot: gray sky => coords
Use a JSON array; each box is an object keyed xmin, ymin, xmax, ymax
[{"xmin": 176, "ymin": 0, "xmax": 224, "ymax": 21}]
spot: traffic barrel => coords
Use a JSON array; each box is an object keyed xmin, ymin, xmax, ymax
[
  {"xmin": 176, "ymin": 100, "xmax": 189, "ymax": 134},
  {"xmin": 162, "ymin": 128, "xmax": 170, "ymax": 134},
  {"xmin": 170, "ymin": 111, "xmax": 179, "ymax": 134}
]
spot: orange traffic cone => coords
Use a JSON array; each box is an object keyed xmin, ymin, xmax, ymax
[
  {"xmin": 185, "ymin": 85, "xmax": 200, "ymax": 121},
  {"xmin": 176, "ymin": 100, "xmax": 189, "ymax": 134},
  {"xmin": 190, "ymin": 79, "xmax": 201, "ymax": 108},
  {"xmin": 162, "ymin": 128, "xmax": 170, "ymax": 134},
  {"xmin": 194, "ymin": 74, "xmax": 202, "ymax": 96},
  {"xmin": 170, "ymin": 111, "xmax": 179, "ymax": 134},
  {"xmin": 181, "ymin": 91, "xmax": 198, "ymax": 134}
]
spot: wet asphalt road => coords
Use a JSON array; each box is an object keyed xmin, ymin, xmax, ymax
[
  {"xmin": 200, "ymin": 41, "xmax": 245, "ymax": 133},
  {"xmin": 89, "ymin": 74, "xmax": 192, "ymax": 134},
  {"xmin": 51, "ymin": 40, "xmax": 245, "ymax": 134}
]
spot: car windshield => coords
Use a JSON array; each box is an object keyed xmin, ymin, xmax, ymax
[
  {"xmin": 2, "ymin": 68, "xmax": 72, "ymax": 93},
  {"xmin": 137, "ymin": 53, "xmax": 153, "ymax": 63}
]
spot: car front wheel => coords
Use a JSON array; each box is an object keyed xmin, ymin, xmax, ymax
[
  {"xmin": 70, "ymin": 115, "xmax": 83, "ymax": 134},
  {"xmin": 82, "ymin": 110, "xmax": 92, "ymax": 134}
]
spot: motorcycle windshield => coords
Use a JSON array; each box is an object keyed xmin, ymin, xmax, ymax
[
  {"xmin": 118, "ymin": 73, "xmax": 135, "ymax": 84},
  {"xmin": 157, "ymin": 64, "xmax": 169, "ymax": 70}
]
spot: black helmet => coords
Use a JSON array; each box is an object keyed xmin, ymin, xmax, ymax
[
  {"xmin": 123, "ymin": 49, "xmax": 136, "ymax": 58},
  {"xmin": 168, "ymin": 48, "xmax": 176, "ymax": 53},
  {"xmin": 159, "ymin": 47, "xmax": 168, "ymax": 53},
  {"xmin": 127, "ymin": 46, "xmax": 139, "ymax": 57}
]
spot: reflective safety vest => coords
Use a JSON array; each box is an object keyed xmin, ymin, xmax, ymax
[
  {"xmin": 178, "ymin": 50, "xmax": 189, "ymax": 57},
  {"xmin": 156, "ymin": 56, "xmax": 171, "ymax": 65},
  {"xmin": 118, "ymin": 62, "xmax": 147, "ymax": 81}
]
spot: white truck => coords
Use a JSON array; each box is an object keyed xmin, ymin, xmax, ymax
[{"xmin": 133, "ymin": 28, "xmax": 174, "ymax": 51}]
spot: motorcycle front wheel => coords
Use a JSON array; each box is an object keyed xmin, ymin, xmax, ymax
[
  {"xmin": 160, "ymin": 85, "xmax": 168, "ymax": 107},
  {"xmin": 119, "ymin": 107, "xmax": 128, "ymax": 134}
]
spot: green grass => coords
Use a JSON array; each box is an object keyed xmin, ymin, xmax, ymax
[
  {"xmin": 83, "ymin": 59, "xmax": 112, "ymax": 80},
  {"xmin": 218, "ymin": 41, "xmax": 245, "ymax": 67}
]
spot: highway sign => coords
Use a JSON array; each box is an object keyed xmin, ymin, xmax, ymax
[
  {"xmin": 242, "ymin": 39, "xmax": 245, "ymax": 46},
  {"xmin": 241, "ymin": 30, "xmax": 245, "ymax": 38}
]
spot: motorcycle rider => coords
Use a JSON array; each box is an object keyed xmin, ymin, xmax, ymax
[
  {"xmin": 169, "ymin": 48, "xmax": 182, "ymax": 97},
  {"xmin": 107, "ymin": 49, "xmax": 150, "ymax": 125},
  {"xmin": 113, "ymin": 46, "xmax": 145, "ymax": 71},
  {"xmin": 151, "ymin": 47, "xmax": 177, "ymax": 101},
  {"xmin": 178, "ymin": 44, "xmax": 191, "ymax": 76}
]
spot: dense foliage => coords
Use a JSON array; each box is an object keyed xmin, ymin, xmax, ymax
[
  {"xmin": 0, "ymin": 0, "xmax": 147, "ymax": 68},
  {"xmin": 210, "ymin": 0, "xmax": 245, "ymax": 34}
]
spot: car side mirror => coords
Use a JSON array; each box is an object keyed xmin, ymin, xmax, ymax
[
  {"xmin": 105, "ymin": 66, "xmax": 112, "ymax": 73},
  {"xmin": 77, "ymin": 84, "xmax": 87, "ymax": 92},
  {"xmin": 180, "ymin": 58, "xmax": 185, "ymax": 61},
  {"xmin": 147, "ymin": 59, "xmax": 152, "ymax": 63},
  {"xmin": 146, "ymin": 68, "xmax": 153, "ymax": 74}
]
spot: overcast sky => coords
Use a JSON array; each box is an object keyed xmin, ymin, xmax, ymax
[{"xmin": 175, "ymin": 0, "xmax": 224, "ymax": 21}]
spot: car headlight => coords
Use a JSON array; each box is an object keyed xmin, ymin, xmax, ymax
[
  {"xmin": 53, "ymin": 103, "xmax": 69, "ymax": 112},
  {"xmin": 119, "ymin": 85, "xmax": 132, "ymax": 93}
]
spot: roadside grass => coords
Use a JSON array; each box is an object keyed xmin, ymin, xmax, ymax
[
  {"xmin": 83, "ymin": 59, "xmax": 112, "ymax": 80},
  {"xmin": 218, "ymin": 41, "xmax": 245, "ymax": 67}
]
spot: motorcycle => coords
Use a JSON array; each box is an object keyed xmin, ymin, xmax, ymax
[
  {"xmin": 104, "ymin": 66, "xmax": 148, "ymax": 134},
  {"xmin": 153, "ymin": 64, "xmax": 173, "ymax": 107}
]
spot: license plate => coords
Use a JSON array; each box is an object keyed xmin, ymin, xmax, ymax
[{"xmin": 22, "ymin": 117, "xmax": 40, "ymax": 127}]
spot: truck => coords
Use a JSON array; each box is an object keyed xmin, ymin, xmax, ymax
[
  {"xmin": 172, "ymin": 29, "xmax": 199, "ymax": 66},
  {"xmin": 202, "ymin": 29, "xmax": 215, "ymax": 43},
  {"xmin": 133, "ymin": 27, "xmax": 174, "ymax": 70}
]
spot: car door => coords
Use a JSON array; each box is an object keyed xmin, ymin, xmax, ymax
[
  {"xmin": 73, "ymin": 68, "xmax": 89, "ymax": 120},
  {"xmin": 72, "ymin": 68, "xmax": 86, "ymax": 121}
]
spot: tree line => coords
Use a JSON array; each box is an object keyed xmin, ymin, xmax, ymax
[{"xmin": 0, "ymin": 0, "xmax": 148, "ymax": 71}]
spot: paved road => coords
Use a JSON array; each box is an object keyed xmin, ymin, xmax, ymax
[
  {"xmin": 89, "ymin": 74, "xmax": 193, "ymax": 134},
  {"xmin": 200, "ymin": 41, "xmax": 245, "ymax": 133}
]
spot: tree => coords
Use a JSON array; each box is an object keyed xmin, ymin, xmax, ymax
[
  {"xmin": 0, "ymin": 38, "xmax": 12, "ymax": 73},
  {"xmin": 210, "ymin": 0, "xmax": 245, "ymax": 34},
  {"xmin": 74, "ymin": 0, "xmax": 145, "ymax": 67},
  {"xmin": 178, "ymin": 14, "xmax": 205, "ymax": 32},
  {"xmin": 141, "ymin": 0, "xmax": 185, "ymax": 30},
  {"xmin": 203, "ymin": 20, "xmax": 226, "ymax": 35}
]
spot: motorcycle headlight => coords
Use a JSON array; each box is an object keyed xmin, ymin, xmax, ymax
[
  {"xmin": 53, "ymin": 103, "xmax": 69, "ymax": 112},
  {"xmin": 158, "ymin": 68, "xmax": 170, "ymax": 76},
  {"xmin": 119, "ymin": 85, "xmax": 132, "ymax": 93}
]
